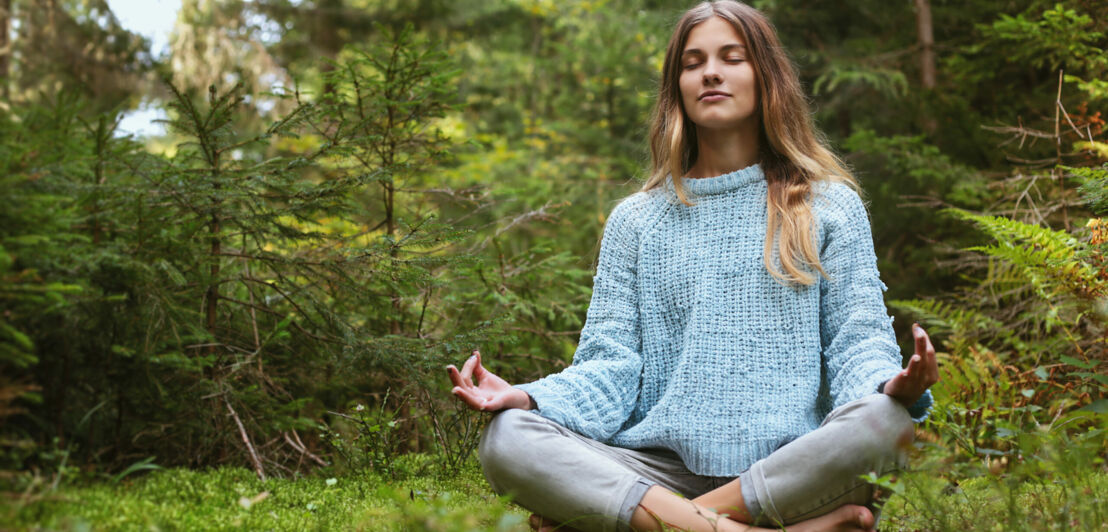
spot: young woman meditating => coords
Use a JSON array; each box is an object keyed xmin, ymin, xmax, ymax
[{"xmin": 447, "ymin": 2, "xmax": 938, "ymax": 531}]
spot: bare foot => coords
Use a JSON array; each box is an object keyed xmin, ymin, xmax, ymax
[
  {"xmin": 786, "ymin": 504, "xmax": 875, "ymax": 532},
  {"xmin": 528, "ymin": 513, "xmax": 582, "ymax": 532}
]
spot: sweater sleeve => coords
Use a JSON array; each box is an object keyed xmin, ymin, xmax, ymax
[
  {"xmin": 816, "ymin": 184, "xmax": 933, "ymax": 423},
  {"xmin": 513, "ymin": 196, "xmax": 645, "ymax": 441}
]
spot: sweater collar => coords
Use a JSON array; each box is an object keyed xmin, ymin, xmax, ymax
[{"xmin": 665, "ymin": 163, "xmax": 764, "ymax": 197}]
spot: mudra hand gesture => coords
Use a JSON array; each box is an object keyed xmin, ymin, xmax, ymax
[
  {"xmin": 447, "ymin": 350, "xmax": 533, "ymax": 412},
  {"xmin": 882, "ymin": 323, "xmax": 940, "ymax": 407}
]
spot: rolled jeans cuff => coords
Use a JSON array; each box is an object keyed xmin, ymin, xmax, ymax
[{"xmin": 616, "ymin": 478, "xmax": 655, "ymax": 532}]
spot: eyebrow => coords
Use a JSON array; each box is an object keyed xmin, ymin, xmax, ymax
[{"xmin": 681, "ymin": 43, "xmax": 746, "ymax": 57}]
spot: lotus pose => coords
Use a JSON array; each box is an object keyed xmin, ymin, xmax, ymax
[{"xmin": 448, "ymin": 2, "xmax": 938, "ymax": 531}]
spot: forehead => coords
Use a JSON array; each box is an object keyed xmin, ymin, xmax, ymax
[{"xmin": 683, "ymin": 16, "xmax": 745, "ymax": 51}]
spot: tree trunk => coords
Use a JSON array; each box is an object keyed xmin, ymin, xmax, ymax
[
  {"xmin": 382, "ymin": 44, "xmax": 402, "ymax": 337},
  {"xmin": 914, "ymin": 0, "xmax": 935, "ymax": 90},
  {"xmin": 0, "ymin": 0, "xmax": 10, "ymax": 100},
  {"xmin": 207, "ymin": 163, "xmax": 221, "ymax": 363},
  {"xmin": 314, "ymin": 0, "xmax": 344, "ymax": 96},
  {"xmin": 205, "ymin": 87, "xmax": 222, "ymax": 366},
  {"xmin": 914, "ymin": 0, "xmax": 936, "ymax": 133}
]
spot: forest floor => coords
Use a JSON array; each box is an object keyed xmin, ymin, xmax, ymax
[{"xmin": 3, "ymin": 454, "xmax": 1107, "ymax": 531}]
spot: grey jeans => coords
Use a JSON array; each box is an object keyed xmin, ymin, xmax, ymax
[{"xmin": 478, "ymin": 393, "xmax": 914, "ymax": 532}]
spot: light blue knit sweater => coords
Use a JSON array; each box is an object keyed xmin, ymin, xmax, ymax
[{"xmin": 515, "ymin": 163, "xmax": 933, "ymax": 477}]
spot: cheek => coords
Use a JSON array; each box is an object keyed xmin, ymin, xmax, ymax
[
  {"xmin": 741, "ymin": 68, "xmax": 759, "ymax": 97},
  {"xmin": 678, "ymin": 76, "xmax": 697, "ymax": 105}
]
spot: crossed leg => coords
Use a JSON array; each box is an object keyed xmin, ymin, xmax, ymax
[
  {"xmin": 481, "ymin": 394, "xmax": 913, "ymax": 532},
  {"xmin": 529, "ymin": 486, "xmax": 877, "ymax": 532}
]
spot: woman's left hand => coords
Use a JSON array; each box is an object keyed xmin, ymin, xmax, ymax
[{"xmin": 883, "ymin": 323, "xmax": 939, "ymax": 407}]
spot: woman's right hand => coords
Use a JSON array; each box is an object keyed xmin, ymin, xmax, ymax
[{"xmin": 447, "ymin": 350, "xmax": 534, "ymax": 412}]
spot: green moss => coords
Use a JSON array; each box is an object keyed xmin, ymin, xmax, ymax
[
  {"xmin": 2, "ymin": 459, "xmax": 528, "ymax": 531},
  {"xmin": 6, "ymin": 451, "xmax": 1107, "ymax": 531}
]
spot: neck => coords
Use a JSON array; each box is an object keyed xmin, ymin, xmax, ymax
[{"xmin": 685, "ymin": 120, "xmax": 761, "ymax": 179}]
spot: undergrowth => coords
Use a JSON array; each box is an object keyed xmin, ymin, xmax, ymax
[{"xmin": 3, "ymin": 431, "xmax": 1106, "ymax": 532}]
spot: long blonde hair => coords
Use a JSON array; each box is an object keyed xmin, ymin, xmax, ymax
[{"xmin": 641, "ymin": 0, "xmax": 859, "ymax": 286}]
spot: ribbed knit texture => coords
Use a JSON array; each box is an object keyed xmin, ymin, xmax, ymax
[{"xmin": 515, "ymin": 164, "xmax": 933, "ymax": 477}]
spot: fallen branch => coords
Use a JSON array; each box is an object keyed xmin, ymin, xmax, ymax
[
  {"xmin": 283, "ymin": 431, "xmax": 327, "ymax": 467},
  {"xmin": 225, "ymin": 398, "xmax": 267, "ymax": 482}
]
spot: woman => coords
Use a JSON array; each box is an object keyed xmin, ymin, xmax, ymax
[{"xmin": 447, "ymin": 2, "xmax": 938, "ymax": 531}]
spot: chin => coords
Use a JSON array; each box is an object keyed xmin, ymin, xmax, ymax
[
  {"xmin": 693, "ymin": 118, "xmax": 750, "ymax": 131},
  {"xmin": 688, "ymin": 110, "xmax": 757, "ymax": 131}
]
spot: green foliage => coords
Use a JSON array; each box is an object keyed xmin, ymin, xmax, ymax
[
  {"xmin": 980, "ymin": 3, "xmax": 1105, "ymax": 74},
  {"xmin": 949, "ymin": 208, "xmax": 1103, "ymax": 302},
  {"xmin": 880, "ymin": 421, "xmax": 1108, "ymax": 532},
  {"xmin": 324, "ymin": 392, "xmax": 408, "ymax": 479},
  {"xmin": 0, "ymin": 21, "xmax": 492, "ymax": 482},
  {"xmin": 813, "ymin": 63, "xmax": 907, "ymax": 100},
  {"xmin": 0, "ymin": 12, "xmax": 609, "ymax": 488},
  {"xmin": 843, "ymin": 129, "xmax": 986, "ymax": 303},
  {"xmin": 0, "ymin": 93, "xmax": 96, "ymax": 475},
  {"xmin": 1072, "ymin": 165, "xmax": 1108, "ymax": 215},
  {"xmin": 889, "ymin": 96, "xmax": 1107, "ymax": 471},
  {"xmin": 890, "ymin": 199, "xmax": 1108, "ymax": 457}
]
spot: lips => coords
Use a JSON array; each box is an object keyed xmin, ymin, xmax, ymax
[{"xmin": 699, "ymin": 90, "xmax": 731, "ymax": 100}]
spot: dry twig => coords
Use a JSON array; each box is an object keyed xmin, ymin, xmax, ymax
[{"xmin": 225, "ymin": 398, "xmax": 267, "ymax": 481}]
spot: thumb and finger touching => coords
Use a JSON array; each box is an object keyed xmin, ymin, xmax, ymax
[
  {"xmin": 447, "ymin": 350, "xmax": 510, "ymax": 412},
  {"xmin": 894, "ymin": 324, "xmax": 939, "ymax": 398},
  {"xmin": 452, "ymin": 381, "xmax": 492, "ymax": 411}
]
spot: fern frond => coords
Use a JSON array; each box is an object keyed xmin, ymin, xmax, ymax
[
  {"xmin": 889, "ymin": 298, "xmax": 1001, "ymax": 338},
  {"xmin": 947, "ymin": 208, "xmax": 1105, "ymax": 298},
  {"xmin": 979, "ymin": 258, "xmax": 1035, "ymax": 295},
  {"xmin": 947, "ymin": 209, "xmax": 1081, "ymax": 257}
]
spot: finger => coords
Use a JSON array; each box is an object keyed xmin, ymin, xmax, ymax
[
  {"xmin": 918, "ymin": 328, "xmax": 936, "ymax": 364},
  {"xmin": 924, "ymin": 331, "xmax": 939, "ymax": 373},
  {"xmin": 917, "ymin": 327, "xmax": 940, "ymax": 383},
  {"xmin": 472, "ymin": 351, "xmax": 488, "ymax": 383},
  {"xmin": 906, "ymin": 354, "xmax": 921, "ymax": 376},
  {"xmin": 446, "ymin": 365, "xmax": 461, "ymax": 387},
  {"xmin": 446, "ymin": 366, "xmax": 472, "ymax": 391},
  {"xmin": 459, "ymin": 353, "xmax": 477, "ymax": 387},
  {"xmin": 913, "ymin": 323, "xmax": 927, "ymax": 356}
]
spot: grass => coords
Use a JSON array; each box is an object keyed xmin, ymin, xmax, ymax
[{"xmin": 4, "ymin": 450, "xmax": 1107, "ymax": 531}]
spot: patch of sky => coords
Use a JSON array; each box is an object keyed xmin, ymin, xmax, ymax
[
  {"xmin": 116, "ymin": 100, "xmax": 169, "ymax": 139},
  {"xmin": 105, "ymin": 0, "xmax": 180, "ymax": 138},
  {"xmin": 104, "ymin": 0, "xmax": 301, "ymax": 138},
  {"xmin": 104, "ymin": 0, "xmax": 180, "ymax": 59}
]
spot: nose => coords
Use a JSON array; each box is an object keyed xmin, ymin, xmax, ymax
[{"xmin": 702, "ymin": 59, "xmax": 722, "ymax": 84}]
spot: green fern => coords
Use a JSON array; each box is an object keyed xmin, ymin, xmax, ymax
[
  {"xmin": 888, "ymin": 298, "xmax": 1001, "ymax": 339},
  {"xmin": 946, "ymin": 208, "xmax": 1104, "ymax": 298},
  {"xmin": 947, "ymin": 208, "xmax": 1082, "ymax": 254}
]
